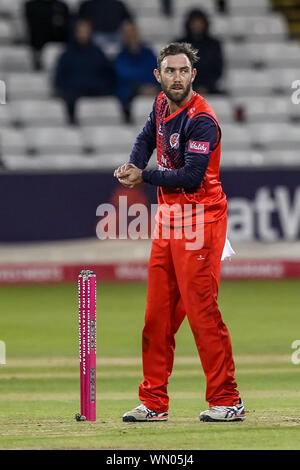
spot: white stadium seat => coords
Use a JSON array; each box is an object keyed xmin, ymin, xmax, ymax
[
  {"xmin": 265, "ymin": 150, "xmax": 300, "ymax": 166},
  {"xmin": 205, "ymin": 96, "xmax": 234, "ymax": 123},
  {"xmin": 136, "ymin": 16, "xmax": 181, "ymax": 42},
  {"xmin": 224, "ymin": 42, "xmax": 252, "ymax": 68},
  {"xmin": 77, "ymin": 97, "xmax": 122, "ymax": 126},
  {"xmin": 2, "ymin": 152, "xmax": 133, "ymax": 171},
  {"xmin": 0, "ymin": 46, "xmax": 32, "ymax": 72},
  {"xmin": 249, "ymin": 123, "xmax": 300, "ymax": 150},
  {"xmin": 0, "ymin": 104, "xmax": 11, "ymax": 127},
  {"xmin": 42, "ymin": 43, "xmax": 65, "ymax": 71},
  {"xmin": 211, "ymin": 14, "xmax": 288, "ymax": 41},
  {"xmin": 228, "ymin": 0, "xmax": 271, "ymax": 15},
  {"xmin": 132, "ymin": 96, "xmax": 154, "ymax": 125},
  {"xmin": 232, "ymin": 96, "xmax": 291, "ymax": 123},
  {"xmin": 6, "ymin": 73, "xmax": 52, "ymax": 100},
  {"xmin": 220, "ymin": 124, "xmax": 252, "ymax": 151},
  {"xmin": 0, "ymin": 0, "xmax": 23, "ymax": 16},
  {"xmin": 0, "ymin": 19, "xmax": 13, "ymax": 42},
  {"xmin": 81, "ymin": 126, "xmax": 136, "ymax": 154},
  {"xmin": 247, "ymin": 41, "xmax": 300, "ymax": 68},
  {"xmin": 221, "ymin": 150, "xmax": 266, "ymax": 167},
  {"xmin": 2, "ymin": 154, "xmax": 92, "ymax": 171},
  {"xmin": 0, "ymin": 128, "xmax": 26, "ymax": 155},
  {"xmin": 226, "ymin": 69, "xmax": 273, "ymax": 97},
  {"xmin": 266, "ymin": 68, "xmax": 300, "ymax": 94},
  {"xmin": 10, "ymin": 99, "xmax": 65, "ymax": 126},
  {"xmin": 174, "ymin": 0, "xmax": 215, "ymax": 16},
  {"xmin": 25, "ymin": 127, "xmax": 82, "ymax": 154},
  {"xmin": 229, "ymin": 14, "xmax": 288, "ymax": 40}
]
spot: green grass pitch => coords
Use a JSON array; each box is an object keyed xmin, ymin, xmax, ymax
[{"xmin": 0, "ymin": 280, "xmax": 299, "ymax": 450}]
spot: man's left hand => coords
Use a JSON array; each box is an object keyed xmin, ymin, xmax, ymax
[{"xmin": 115, "ymin": 164, "xmax": 143, "ymax": 189}]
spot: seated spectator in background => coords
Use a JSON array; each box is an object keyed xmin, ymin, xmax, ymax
[
  {"xmin": 54, "ymin": 20, "xmax": 115, "ymax": 124},
  {"xmin": 24, "ymin": 0, "xmax": 71, "ymax": 70},
  {"xmin": 77, "ymin": 0, "xmax": 133, "ymax": 58},
  {"xmin": 115, "ymin": 20, "xmax": 160, "ymax": 123},
  {"xmin": 160, "ymin": 0, "xmax": 173, "ymax": 16},
  {"xmin": 176, "ymin": 9, "xmax": 224, "ymax": 95}
]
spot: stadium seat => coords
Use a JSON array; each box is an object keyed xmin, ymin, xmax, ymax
[
  {"xmin": 2, "ymin": 152, "xmax": 133, "ymax": 171},
  {"xmin": 0, "ymin": 46, "xmax": 32, "ymax": 72},
  {"xmin": 81, "ymin": 126, "xmax": 136, "ymax": 154},
  {"xmin": 0, "ymin": 0, "xmax": 23, "ymax": 16},
  {"xmin": 249, "ymin": 123, "xmax": 300, "ymax": 150},
  {"xmin": 0, "ymin": 128, "xmax": 26, "ymax": 155},
  {"xmin": 63, "ymin": 0, "xmax": 82, "ymax": 12},
  {"xmin": 220, "ymin": 123, "xmax": 252, "ymax": 151},
  {"xmin": 25, "ymin": 127, "xmax": 83, "ymax": 154},
  {"xmin": 221, "ymin": 150, "xmax": 266, "ymax": 167},
  {"xmin": 6, "ymin": 73, "xmax": 52, "ymax": 100},
  {"xmin": 136, "ymin": 16, "xmax": 181, "ymax": 42},
  {"xmin": 205, "ymin": 96, "xmax": 234, "ymax": 123},
  {"xmin": 267, "ymin": 68, "xmax": 300, "ymax": 94},
  {"xmin": 229, "ymin": 14, "xmax": 288, "ymax": 41},
  {"xmin": 0, "ymin": 19, "xmax": 13, "ymax": 43},
  {"xmin": 0, "ymin": 103, "xmax": 11, "ymax": 127},
  {"xmin": 226, "ymin": 69, "xmax": 272, "ymax": 97},
  {"xmin": 77, "ymin": 97, "xmax": 123, "ymax": 126},
  {"xmin": 247, "ymin": 41, "xmax": 300, "ymax": 68},
  {"xmin": 10, "ymin": 99, "xmax": 65, "ymax": 127},
  {"xmin": 232, "ymin": 96, "xmax": 290, "ymax": 123},
  {"xmin": 131, "ymin": 96, "xmax": 154, "ymax": 125},
  {"xmin": 228, "ymin": 0, "xmax": 270, "ymax": 15},
  {"xmin": 265, "ymin": 150, "xmax": 300, "ymax": 166},
  {"xmin": 42, "ymin": 43, "xmax": 64, "ymax": 71},
  {"xmin": 174, "ymin": 0, "xmax": 215, "ymax": 16},
  {"xmin": 223, "ymin": 42, "xmax": 252, "ymax": 68},
  {"xmin": 288, "ymin": 92, "xmax": 300, "ymax": 121}
]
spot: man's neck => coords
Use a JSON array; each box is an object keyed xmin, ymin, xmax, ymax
[{"xmin": 167, "ymin": 89, "xmax": 194, "ymax": 115}]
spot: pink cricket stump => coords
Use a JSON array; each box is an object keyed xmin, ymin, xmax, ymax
[{"xmin": 76, "ymin": 270, "xmax": 96, "ymax": 422}]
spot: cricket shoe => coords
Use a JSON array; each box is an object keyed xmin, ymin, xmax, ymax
[
  {"xmin": 199, "ymin": 398, "xmax": 246, "ymax": 422},
  {"xmin": 122, "ymin": 404, "xmax": 168, "ymax": 422}
]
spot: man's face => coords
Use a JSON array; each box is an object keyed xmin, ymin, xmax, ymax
[
  {"xmin": 76, "ymin": 21, "xmax": 92, "ymax": 44},
  {"xmin": 154, "ymin": 54, "xmax": 196, "ymax": 104}
]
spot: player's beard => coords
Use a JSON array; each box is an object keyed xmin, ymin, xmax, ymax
[{"xmin": 160, "ymin": 78, "xmax": 193, "ymax": 105}]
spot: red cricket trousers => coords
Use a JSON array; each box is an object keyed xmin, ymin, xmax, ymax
[{"xmin": 139, "ymin": 216, "xmax": 240, "ymax": 412}]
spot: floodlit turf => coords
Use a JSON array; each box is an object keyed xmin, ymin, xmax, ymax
[{"xmin": 0, "ymin": 280, "xmax": 299, "ymax": 450}]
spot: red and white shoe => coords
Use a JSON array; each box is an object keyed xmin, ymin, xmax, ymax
[{"xmin": 122, "ymin": 404, "xmax": 168, "ymax": 422}]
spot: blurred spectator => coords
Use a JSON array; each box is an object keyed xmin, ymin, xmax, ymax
[
  {"xmin": 215, "ymin": 0, "xmax": 228, "ymax": 14},
  {"xmin": 176, "ymin": 9, "xmax": 224, "ymax": 95},
  {"xmin": 24, "ymin": 0, "xmax": 71, "ymax": 70},
  {"xmin": 161, "ymin": 0, "xmax": 173, "ymax": 16},
  {"xmin": 77, "ymin": 0, "xmax": 133, "ymax": 57},
  {"xmin": 54, "ymin": 20, "xmax": 115, "ymax": 125},
  {"xmin": 115, "ymin": 20, "xmax": 160, "ymax": 123}
]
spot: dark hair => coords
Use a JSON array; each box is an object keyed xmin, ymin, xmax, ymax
[{"xmin": 157, "ymin": 42, "xmax": 199, "ymax": 70}]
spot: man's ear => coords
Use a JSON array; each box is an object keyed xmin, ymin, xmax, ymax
[
  {"xmin": 191, "ymin": 68, "xmax": 197, "ymax": 83},
  {"xmin": 154, "ymin": 68, "xmax": 161, "ymax": 84}
]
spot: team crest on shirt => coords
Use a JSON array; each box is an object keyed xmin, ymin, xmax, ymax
[{"xmin": 169, "ymin": 133, "xmax": 180, "ymax": 149}]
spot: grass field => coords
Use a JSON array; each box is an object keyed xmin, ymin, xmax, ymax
[{"xmin": 0, "ymin": 280, "xmax": 300, "ymax": 450}]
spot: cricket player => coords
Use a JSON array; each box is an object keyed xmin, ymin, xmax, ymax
[{"xmin": 114, "ymin": 42, "xmax": 245, "ymax": 423}]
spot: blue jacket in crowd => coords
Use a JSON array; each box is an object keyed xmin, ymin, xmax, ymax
[{"xmin": 115, "ymin": 44, "xmax": 158, "ymax": 104}]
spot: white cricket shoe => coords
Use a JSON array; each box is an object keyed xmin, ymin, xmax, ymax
[
  {"xmin": 122, "ymin": 404, "xmax": 169, "ymax": 422},
  {"xmin": 200, "ymin": 398, "xmax": 246, "ymax": 422}
]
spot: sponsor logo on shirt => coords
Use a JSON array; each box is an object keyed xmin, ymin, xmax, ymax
[
  {"xmin": 158, "ymin": 123, "xmax": 164, "ymax": 136},
  {"xmin": 188, "ymin": 140, "xmax": 210, "ymax": 154},
  {"xmin": 170, "ymin": 133, "xmax": 180, "ymax": 149}
]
